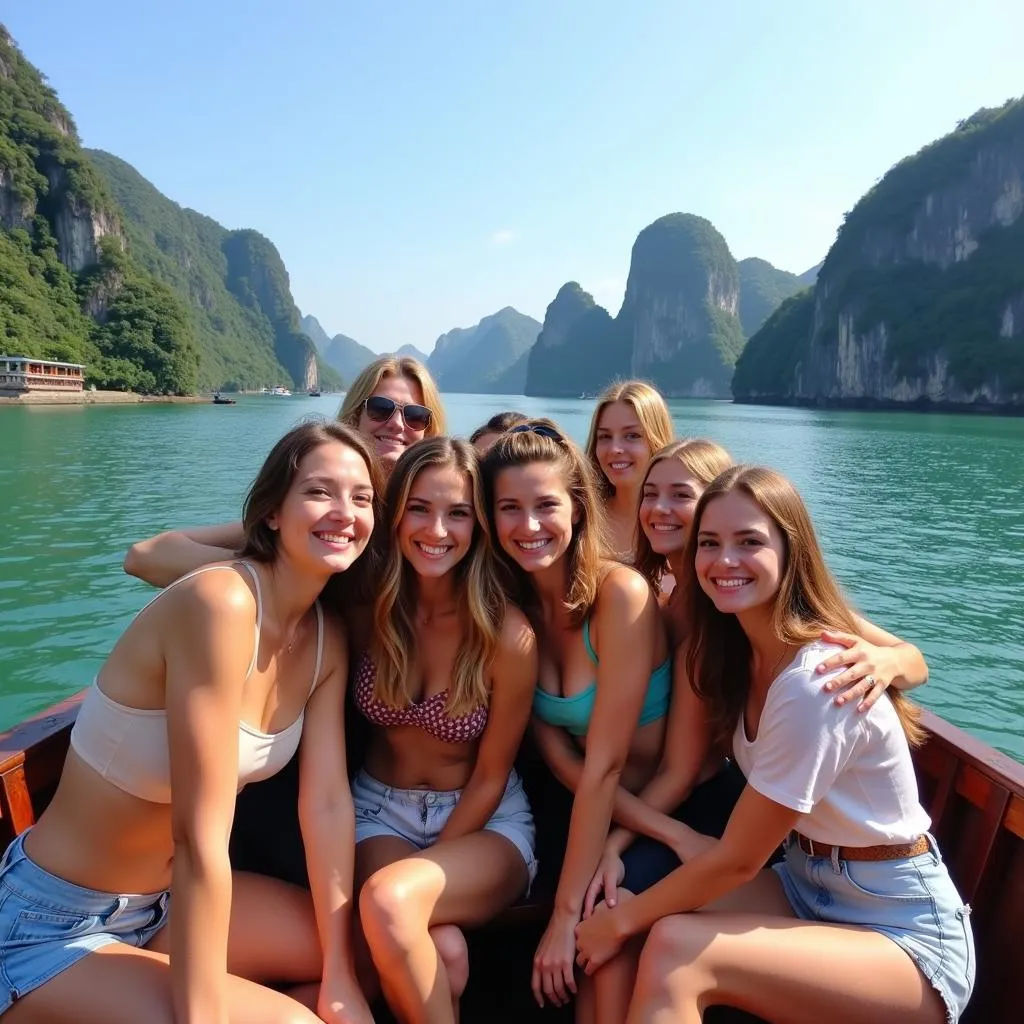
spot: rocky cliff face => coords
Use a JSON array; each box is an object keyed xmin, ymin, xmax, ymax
[
  {"xmin": 735, "ymin": 98, "xmax": 1024, "ymax": 411},
  {"xmin": 428, "ymin": 307, "xmax": 541, "ymax": 393},
  {"xmin": 526, "ymin": 216, "xmax": 745, "ymax": 398}
]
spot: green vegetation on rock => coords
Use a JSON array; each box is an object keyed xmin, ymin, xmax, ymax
[
  {"xmin": 0, "ymin": 26, "xmax": 197, "ymax": 393},
  {"xmin": 734, "ymin": 96, "xmax": 1024, "ymax": 408},
  {"xmin": 737, "ymin": 257, "xmax": 804, "ymax": 336}
]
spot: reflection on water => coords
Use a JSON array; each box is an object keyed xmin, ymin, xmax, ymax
[{"xmin": 1, "ymin": 396, "xmax": 1022, "ymax": 761}]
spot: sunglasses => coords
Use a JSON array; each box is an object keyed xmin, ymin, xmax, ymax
[
  {"xmin": 363, "ymin": 395, "xmax": 432, "ymax": 432},
  {"xmin": 509, "ymin": 423, "xmax": 564, "ymax": 442}
]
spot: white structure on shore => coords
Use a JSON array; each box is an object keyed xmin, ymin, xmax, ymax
[{"xmin": 0, "ymin": 355, "xmax": 86, "ymax": 394}]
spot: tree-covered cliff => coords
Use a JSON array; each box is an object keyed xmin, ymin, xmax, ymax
[
  {"xmin": 88, "ymin": 150, "xmax": 340, "ymax": 392},
  {"xmin": 428, "ymin": 307, "xmax": 541, "ymax": 394},
  {"xmin": 525, "ymin": 215, "xmax": 745, "ymax": 398},
  {"xmin": 735, "ymin": 96, "xmax": 1024, "ymax": 410},
  {"xmin": 0, "ymin": 26, "xmax": 197, "ymax": 393},
  {"xmin": 737, "ymin": 257, "xmax": 805, "ymax": 336}
]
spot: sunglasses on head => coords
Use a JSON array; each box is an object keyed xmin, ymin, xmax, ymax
[
  {"xmin": 509, "ymin": 423, "xmax": 563, "ymax": 442},
  {"xmin": 363, "ymin": 395, "xmax": 432, "ymax": 431}
]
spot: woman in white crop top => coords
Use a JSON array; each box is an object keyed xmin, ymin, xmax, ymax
[
  {"xmin": 0, "ymin": 422, "xmax": 382, "ymax": 1024},
  {"xmin": 575, "ymin": 465, "xmax": 975, "ymax": 1024}
]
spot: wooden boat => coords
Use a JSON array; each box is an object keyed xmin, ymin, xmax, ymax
[
  {"xmin": 212, "ymin": 394, "xmax": 237, "ymax": 405},
  {"xmin": 1, "ymin": 697, "xmax": 1020, "ymax": 1022}
]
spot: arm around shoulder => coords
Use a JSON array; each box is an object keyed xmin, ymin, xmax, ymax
[{"xmin": 124, "ymin": 521, "xmax": 245, "ymax": 588}]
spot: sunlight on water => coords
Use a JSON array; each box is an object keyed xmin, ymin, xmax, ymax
[{"xmin": 1, "ymin": 396, "xmax": 1022, "ymax": 762}]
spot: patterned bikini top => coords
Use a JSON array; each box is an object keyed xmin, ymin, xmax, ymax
[{"xmin": 352, "ymin": 651, "xmax": 488, "ymax": 744}]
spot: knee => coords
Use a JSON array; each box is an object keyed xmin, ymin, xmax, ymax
[
  {"xmin": 430, "ymin": 924, "xmax": 469, "ymax": 997},
  {"xmin": 636, "ymin": 916, "xmax": 709, "ymax": 993},
  {"xmin": 359, "ymin": 865, "xmax": 428, "ymax": 957}
]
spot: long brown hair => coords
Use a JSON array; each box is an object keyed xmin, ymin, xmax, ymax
[
  {"xmin": 633, "ymin": 438, "xmax": 734, "ymax": 589},
  {"xmin": 237, "ymin": 420, "xmax": 384, "ymax": 605},
  {"xmin": 337, "ymin": 355, "xmax": 447, "ymax": 436},
  {"xmin": 371, "ymin": 436, "xmax": 505, "ymax": 716},
  {"xmin": 683, "ymin": 465, "xmax": 923, "ymax": 747},
  {"xmin": 481, "ymin": 418, "xmax": 611, "ymax": 626},
  {"xmin": 585, "ymin": 379, "xmax": 674, "ymax": 499}
]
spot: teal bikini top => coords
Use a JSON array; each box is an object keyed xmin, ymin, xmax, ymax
[{"xmin": 532, "ymin": 618, "xmax": 671, "ymax": 737}]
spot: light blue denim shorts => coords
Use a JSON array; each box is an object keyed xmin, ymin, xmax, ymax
[
  {"xmin": 774, "ymin": 834, "xmax": 975, "ymax": 1023},
  {"xmin": 0, "ymin": 831, "xmax": 169, "ymax": 1013},
  {"xmin": 352, "ymin": 767, "xmax": 538, "ymax": 889}
]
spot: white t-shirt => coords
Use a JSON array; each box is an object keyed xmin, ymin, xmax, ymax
[{"xmin": 731, "ymin": 640, "xmax": 931, "ymax": 847}]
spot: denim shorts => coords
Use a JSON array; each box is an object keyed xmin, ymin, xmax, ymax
[
  {"xmin": 0, "ymin": 831, "xmax": 169, "ymax": 1013},
  {"xmin": 774, "ymin": 834, "xmax": 975, "ymax": 1023},
  {"xmin": 352, "ymin": 768, "xmax": 538, "ymax": 889}
]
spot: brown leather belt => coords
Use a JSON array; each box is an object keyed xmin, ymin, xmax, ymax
[{"xmin": 793, "ymin": 832, "xmax": 930, "ymax": 862}]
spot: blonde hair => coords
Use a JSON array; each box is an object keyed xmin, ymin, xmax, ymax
[
  {"xmin": 337, "ymin": 356, "xmax": 447, "ymax": 436},
  {"xmin": 682, "ymin": 465, "xmax": 924, "ymax": 748},
  {"xmin": 371, "ymin": 436, "xmax": 504, "ymax": 716},
  {"xmin": 585, "ymin": 380, "xmax": 674, "ymax": 499},
  {"xmin": 481, "ymin": 418, "xmax": 611, "ymax": 627},
  {"xmin": 633, "ymin": 439, "xmax": 734, "ymax": 588}
]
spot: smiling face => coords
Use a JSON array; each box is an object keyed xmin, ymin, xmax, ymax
[
  {"xmin": 594, "ymin": 401, "xmax": 652, "ymax": 491},
  {"xmin": 493, "ymin": 461, "xmax": 576, "ymax": 574},
  {"xmin": 356, "ymin": 373, "xmax": 429, "ymax": 468},
  {"xmin": 695, "ymin": 490, "xmax": 786, "ymax": 617},
  {"xmin": 639, "ymin": 459, "xmax": 704, "ymax": 557},
  {"xmin": 397, "ymin": 464, "xmax": 476, "ymax": 578},
  {"xmin": 268, "ymin": 441, "xmax": 375, "ymax": 574}
]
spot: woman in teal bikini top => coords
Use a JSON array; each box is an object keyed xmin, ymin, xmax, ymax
[{"xmin": 532, "ymin": 618, "xmax": 671, "ymax": 737}]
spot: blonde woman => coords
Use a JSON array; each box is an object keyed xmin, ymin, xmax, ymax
[
  {"xmin": 337, "ymin": 355, "xmax": 446, "ymax": 471},
  {"xmin": 584, "ymin": 381, "xmax": 674, "ymax": 559},
  {"xmin": 353, "ymin": 436, "xmax": 537, "ymax": 1024},
  {"xmin": 124, "ymin": 356, "xmax": 445, "ymax": 588},
  {"xmin": 576, "ymin": 466, "xmax": 973, "ymax": 1024}
]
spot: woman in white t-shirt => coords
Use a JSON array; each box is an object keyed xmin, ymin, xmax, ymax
[{"xmin": 574, "ymin": 465, "xmax": 974, "ymax": 1024}]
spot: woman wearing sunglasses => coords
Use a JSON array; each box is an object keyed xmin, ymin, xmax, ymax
[
  {"xmin": 124, "ymin": 357, "xmax": 445, "ymax": 588},
  {"xmin": 337, "ymin": 356, "xmax": 446, "ymax": 471},
  {"xmin": 480, "ymin": 420, "xmax": 670, "ymax": 1018}
]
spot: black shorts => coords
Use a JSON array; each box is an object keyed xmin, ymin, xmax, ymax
[{"xmin": 620, "ymin": 759, "xmax": 747, "ymax": 894}]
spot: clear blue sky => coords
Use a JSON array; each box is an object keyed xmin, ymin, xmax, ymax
[{"xmin": 6, "ymin": 1, "xmax": 1023, "ymax": 353}]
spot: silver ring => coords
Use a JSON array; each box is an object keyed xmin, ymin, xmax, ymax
[{"xmin": 864, "ymin": 674, "xmax": 876, "ymax": 688}]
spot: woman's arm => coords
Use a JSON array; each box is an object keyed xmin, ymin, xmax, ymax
[
  {"xmin": 124, "ymin": 521, "xmax": 244, "ymax": 588},
  {"xmin": 165, "ymin": 572, "xmax": 256, "ymax": 1024},
  {"xmin": 817, "ymin": 614, "xmax": 929, "ymax": 711},
  {"xmin": 575, "ymin": 785, "xmax": 798, "ymax": 971},
  {"xmin": 438, "ymin": 611, "xmax": 537, "ymax": 842},
  {"xmin": 604, "ymin": 646, "xmax": 710, "ymax": 858},
  {"xmin": 532, "ymin": 568, "xmax": 661, "ymax": 1008},
  {"xmin": 298, "ymin": 613, "xmax": 373, "ymax": 1024}
]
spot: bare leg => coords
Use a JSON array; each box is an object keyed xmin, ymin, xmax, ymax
[
  {"xmin": 145, "ymin": 870, "xmax": 322, "ymax": 983},
  {"xmin": 628, "ymin": 869, "xmax": 946, "ymax": 1024},
  {"xmin": 360, "ymin": 831, "xmax": 529, "ymax": 1024},
  {"xmin": 355, "ymin": 836, "xmax": 472, "ymax": 1020},
  {"xmin": 3, "ymin": 944, "xmax": 322, "ymax": 1024}
]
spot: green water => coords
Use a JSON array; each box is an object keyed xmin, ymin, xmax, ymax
[{"xmin": 1, "ymin": 395, "xmax": 1022, "ymax": 762}]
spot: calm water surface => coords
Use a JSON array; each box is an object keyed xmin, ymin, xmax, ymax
[{"xmin": 1, "ymin": 394, "xmax": 1022, "ymax": 761}]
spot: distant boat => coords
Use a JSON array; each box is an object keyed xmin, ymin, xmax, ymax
[
  {"xmin": 269, "ymin": 386, "xmax": 292, "ymax": 396},
  {"xmin": 308, "ymin": 388, "xmax": 321, "ymax": 397},
  {"xmin": 212, "ymin": 393, "xmax": 236, "ymax": 405}
]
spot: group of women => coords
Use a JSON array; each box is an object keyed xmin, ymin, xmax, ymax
[{"xmin": 0, "ymin": 356, "xmax": 975, "ymax": 1024}]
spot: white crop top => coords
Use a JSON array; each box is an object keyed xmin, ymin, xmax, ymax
[
  {"xmin": 731, "ymin": 640, "xmax": 931, "ymax": 847},
  {"xmin": 69, "ymin": 562, "xmax": 324, "ymax": 804}
]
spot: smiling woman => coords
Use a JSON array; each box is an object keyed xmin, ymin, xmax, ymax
[{"xmin": 0, "ymin": 421, "xmax": 382, "ymax": 1024}]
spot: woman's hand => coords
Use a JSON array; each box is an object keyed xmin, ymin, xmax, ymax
[
  {"xmin": 318, "ymin": 977, "xmax": 375, "ymax": 1024},
  {"xmin": 817, "ymin": 629, "xmax": 904, "ymax": 711},
  {"xmin": 531, "ymin": 909, "xmax": 580, "ymax": 1008},
  {"xmin": 583, "ymin": 848, "xmax": 625, "ymax": 918},
  {"xmin": 575, "ymin": 900, "xmax": 628, "ymax": 975}
]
